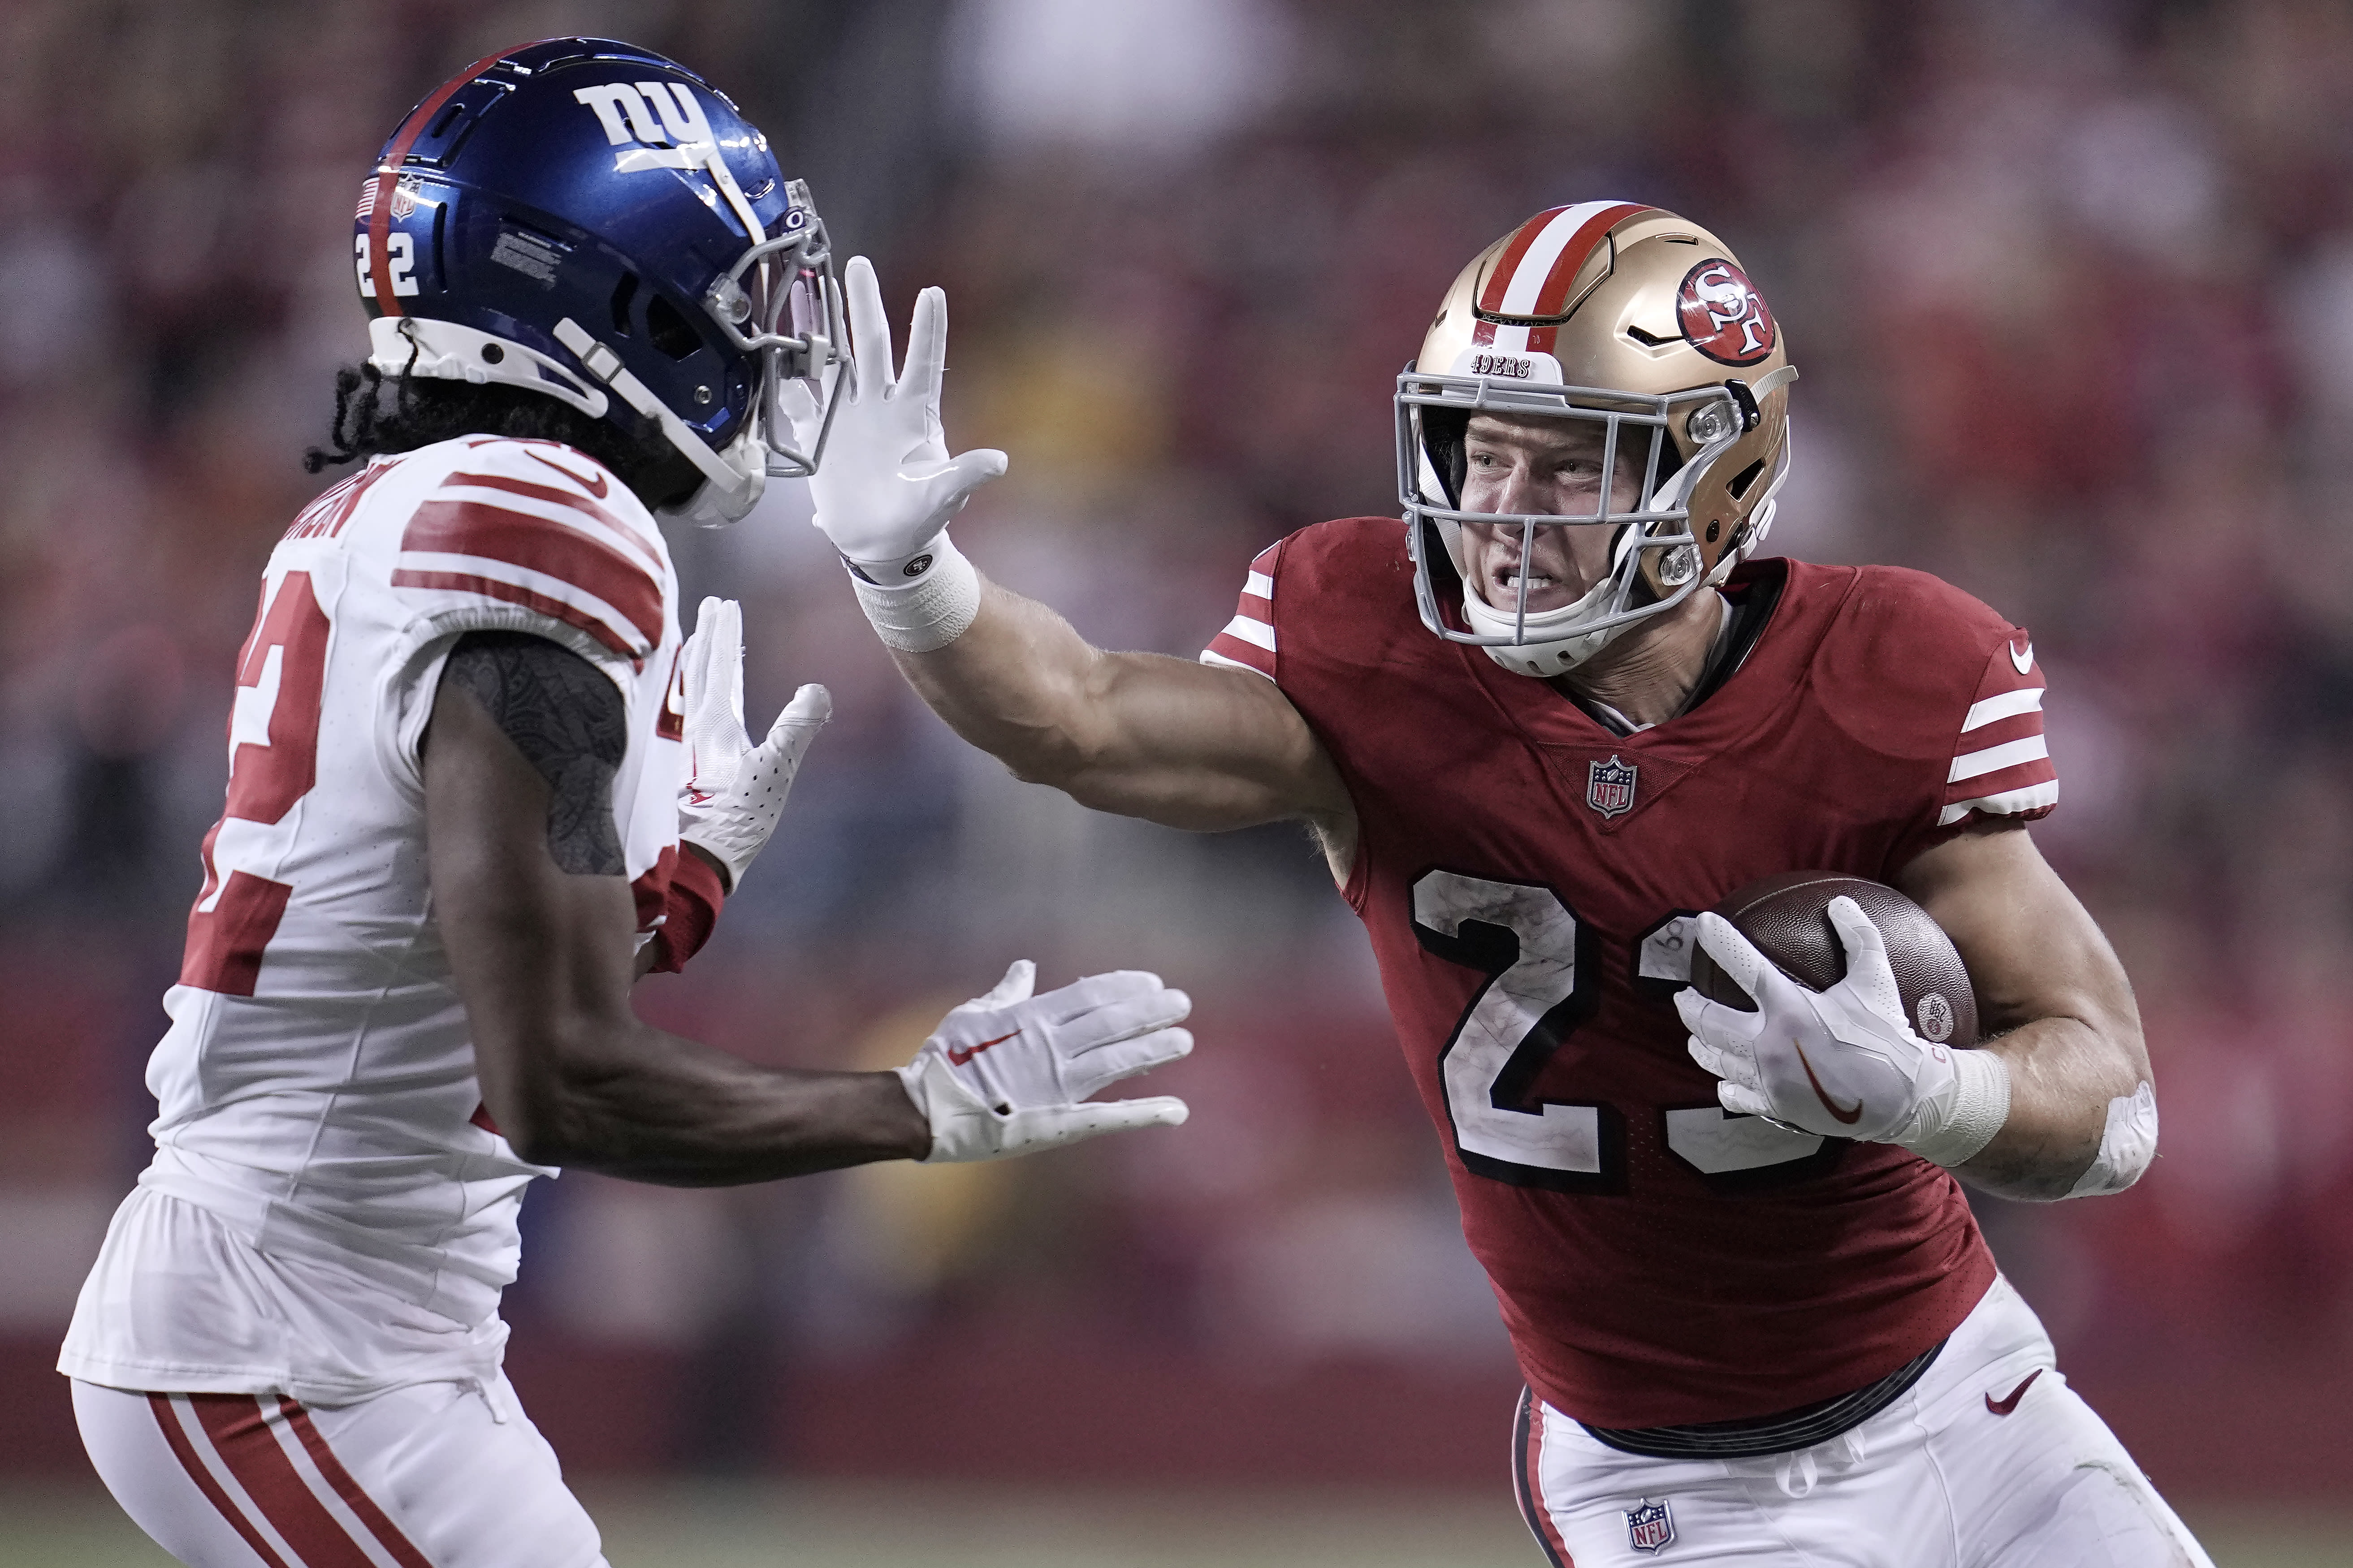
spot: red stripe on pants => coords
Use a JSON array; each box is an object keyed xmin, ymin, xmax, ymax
[
  {"xmin": 1518, "ymin": 1390, "xmax": 1578, "ymax": 1567},
  {"xmin": 148, "ymin": 1394, "xmax": 296, "ymax": 1568},
  {"xmin": 187, "ymin": 1393, "xmax": 382, "ymax": 1567},
  {"xmin": 281, "ymin": 1398, "xmax": 437, "ymax": 1568}
]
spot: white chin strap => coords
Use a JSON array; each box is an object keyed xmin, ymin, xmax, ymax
[
  {"xmin": 553, "ymin": 318, "xmax": 765, "ymax": 524},
  {"xmin": 1456, "ymin": 549, "xmax": 1634, "ymax": 676},
  {"xmin": 368, "ymin": 315, "xmax": 767, "ymax": 524}
]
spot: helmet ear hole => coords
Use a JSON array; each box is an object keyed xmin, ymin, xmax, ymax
[
  {"xmin": 609, "ymin": 272, "xmax": 639, "ymax": 337},
  {"xmin": 1727, "ymin": 457, "xmax": 1766, "ymax": 500},
  {"xmin": 645, "ymin": 294, "xmax": 702, "ymax": 360}
]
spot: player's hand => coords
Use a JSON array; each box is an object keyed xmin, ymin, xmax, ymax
[
  {"xmin": 1675, "ymin": 896, "xmax": 1959, "ymax": 1144},
  {"xmin": 674, "ymin": 596, "xmax": 830, "ymax": 892},
  {"xmin": 783, "ymin": 255, "xmax": 1007, "ymax": 580},
  {"xmin": 896, "ymin": 961, "xmax": 1192, "ymax": 1163}
]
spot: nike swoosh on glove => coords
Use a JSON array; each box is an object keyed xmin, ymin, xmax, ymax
[
  {"xmin": 1674, "ymin": 896, "xmax": 1962, "ymax": 1144},
  {"xmin": 674, "ymin": 596, "xmax": 830, "ymax": 892},
  {"xmin": 897, "ymin": 961, "xmax": 1193, "ymax": 1163},
  {"xmin": 782, "ymin": 255, "xmax": 1007, "ymax": 580}
]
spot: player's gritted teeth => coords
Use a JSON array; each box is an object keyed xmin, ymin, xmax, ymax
[{"xmin": 1461, "ymin": 523, "xmax": 1594, "ymax": 614}]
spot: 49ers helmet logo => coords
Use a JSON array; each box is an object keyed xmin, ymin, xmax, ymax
[{"xmin": 1676, "ymin": 259, "xmax": 1777, "ymax": 366}]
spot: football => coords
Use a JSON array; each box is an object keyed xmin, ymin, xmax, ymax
[{"xmin": 1688, "ymin": 872, "xmax": 1979, "ymax": 1047}]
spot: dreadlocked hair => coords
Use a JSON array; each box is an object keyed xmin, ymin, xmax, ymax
[{"xmin": 304, "ymin": 357, "xmax": 703, "ymax": 510}]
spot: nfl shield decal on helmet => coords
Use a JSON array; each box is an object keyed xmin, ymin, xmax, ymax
[
  {"xmin": 1619, "ymin": 1488, "xmax": 1675, "ymax": 1554},
  {"xmin": 1587, "ymin": 755, "xmax": 1638, "ymax": 819},
  {"xmin": 1626, "ymin": 1498, "xmax": 1675, "ymax": 1553}
]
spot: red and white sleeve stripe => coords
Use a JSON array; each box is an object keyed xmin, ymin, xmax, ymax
[
  {"xmin": 390, "ymin": 444, "xmax": 664, "ymax": 666},
  {"xmin": 1939, "ymin": 632, "xmax": 2057, "ymax": 827},
  {"xmin": 1199, "ymin": 543, "xmax": 1280, "ymax": 681},
  {"xmin": 148, "ymin": 1391, "xmax": 434, "ymax": 1568}
]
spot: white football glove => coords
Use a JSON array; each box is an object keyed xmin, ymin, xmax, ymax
[
  {"xmin": 897, "ymin": 961, "xmax": 1192, "ymax": 1163},
  {"xmin": 784, "ymin": 255, "xmax": 1007, "ymax": 582},
  {"xmin": 674, "ymin": 596, "xmax": 830, "ymax": 892},
  {"xmin": 1674, "ymin": 896, "xmax": 2010, "ymax": 1166}
]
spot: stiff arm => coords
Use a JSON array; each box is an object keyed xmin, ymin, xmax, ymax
[
  {"xmin": 892, "ymin": 579, "xmax": 1358, "ymax": 864},
  {"xmin": 1894, "ymin": 821, "xmax": 2152, "ymax": 1201}
]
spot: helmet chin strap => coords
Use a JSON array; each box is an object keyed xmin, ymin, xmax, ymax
[
  {"xmin": 1458, "ymin": 524, "xmax": 1643, "ymax": 678},
  {"xmin": 552, "ymin": 317, "xmax": 765, "ymax": 524}
]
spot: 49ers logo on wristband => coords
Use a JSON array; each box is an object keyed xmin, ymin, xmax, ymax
[{"xmin": 1677, "ymin": 259, "xmax": 1777, "ymax": 366}]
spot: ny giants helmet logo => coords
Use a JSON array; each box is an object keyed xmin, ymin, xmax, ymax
[
  {"xmin": 573, "ymin": 81, "xmax": 718, "ymax": 171},
  {"xmin": 1676, "ymin": 259, "xmax": 1777, "ymax": 366}
]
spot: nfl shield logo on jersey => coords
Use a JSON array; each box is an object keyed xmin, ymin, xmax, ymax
[
  {"xmin": 1587, "ymin": 755, "xmax": 1638, "ymax": 819},
  {"xmin": 1625, "ymin": 1498, "xmax": 1675, "ymax": 1553}
]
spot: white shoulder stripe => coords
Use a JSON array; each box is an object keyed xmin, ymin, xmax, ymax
[
  {"xmin": 1950, "ymin": 734, "xmax": 2049, "ymax": 783},
  {"xmin": 1939, "ymin": 780, "xmax": 2059, "ymax": 826},
  {"xmin": 1200, "ymin": 648, "xmax": 1275, "ymax": 680},
  {"xmin": 1961, "ymin": 686, "xmax": 2044, "ymax": 733},
  {"xmin": 1219, "ymin": 614, "xmax": 1276, "ymax": 652},
  {"xmin": 1244, "ymin": 570, "xmax": 1274, "ymax": 599}
]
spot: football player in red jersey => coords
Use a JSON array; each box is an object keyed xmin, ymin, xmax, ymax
[{"xmin": 799, "ymin": 204, "xmax": 2209, "ymax": 1565}]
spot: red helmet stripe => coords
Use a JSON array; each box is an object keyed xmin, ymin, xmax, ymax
[
  {"xmin": 368, "ymin": 45, "xmax": 518, "ymax": 316},
  {"xmin": 1478, "ymin": 201, "xmax": 1652, "ymax": 320},
  {"xmin": 1476, "ymin": 206, "xmax": 1570, "ymax": 315},
  {"xmin": 1530, "ymin": 202, "xmax": 1650, "ymax": 316}
]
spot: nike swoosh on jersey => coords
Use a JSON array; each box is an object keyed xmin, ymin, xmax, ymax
[
  {"xmin": 529, "ymin": 448, "xmax": 612, "ymax": 499},
  {"xmin": 2009, "ymin": 637, "xmax": 2033, "ymax": 674},
  {"xmin": 948, "ymin": 1029, "xmax": 1021, "ymax": 1066},
  {"xmin": 1985, "ymin": 1369, "xmax": 2042, "ymax": 1416},
  {"xmin": 1791, "ymin": 1040, "xmax": 1864, "ymax": 1125}
]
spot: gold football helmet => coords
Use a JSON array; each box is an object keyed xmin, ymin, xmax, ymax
[{"xmin": 1396, "ymin": 201, "xmax": 1798, "ymax": 676}]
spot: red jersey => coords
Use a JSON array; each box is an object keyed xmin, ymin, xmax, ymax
[{"xmin": 1202, "ymin": 519, "xmax": 2057, "ymax": 1428}]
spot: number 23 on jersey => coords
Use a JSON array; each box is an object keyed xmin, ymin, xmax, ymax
[{"xmin": 1412, "ymin": 869, "xmax": 1838, "ymax": 1195}]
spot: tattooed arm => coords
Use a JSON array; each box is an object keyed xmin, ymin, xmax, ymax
[{"xmin": 425, "ymin": 632, "xmax": 928, "ymax": 1181}]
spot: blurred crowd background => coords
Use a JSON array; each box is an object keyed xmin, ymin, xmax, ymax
[{"xmin": 4, "ymin": 0, "xmax": 2351, "ymax": 1514}]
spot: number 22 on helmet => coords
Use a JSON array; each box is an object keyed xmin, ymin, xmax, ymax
[{"xmin": 352, "ymin": 36, "xmax": 849, "ymax": 524}]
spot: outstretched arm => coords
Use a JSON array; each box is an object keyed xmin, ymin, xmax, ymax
[
  {"xmin": 789, "ymin": 256, "xmax": 1351, "ymax": 850},
  {"xmin": 427, "ymin": 632, "xmax": 928, "ymax": 1180},
  {"xmin": 426, "ymin": 631, "xmax": 1194, "ymax": 1179},
  {"xmin": 891, "ymin": 582, "xmax": 1352, "ymax": 838},
  {"xmin": 1894, "ymin": 821, "xmax": 2152, "ymax": 1201}
]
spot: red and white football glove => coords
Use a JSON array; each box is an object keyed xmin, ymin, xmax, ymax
[
  {"xmin": 674, "ymin": 596, "xmax": 830, "ymax": 892},
  {"xmin": 897, "ymin": 961, "xmax": 1192, "ymax": 1163},
  {"xmin": 1674, "ymin": 896, "xmax": 2009, "ymax": 1166}
]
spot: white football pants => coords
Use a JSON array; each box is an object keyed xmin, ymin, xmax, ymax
[
  {"xmin": 73, "ymin": 1374, "xmax": 607, "ymax": 1568},
  {"xmin": 1514, "ymin": 1275, "xmax": 2215, "ymax": 1567}
]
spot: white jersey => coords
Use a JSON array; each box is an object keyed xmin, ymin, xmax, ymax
[{"xmin": 63, "ymin": 435, "xmax": 686, "ymax": 1401}]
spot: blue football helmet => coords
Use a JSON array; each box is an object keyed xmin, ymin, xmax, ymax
[{"xmin": 353, "ymin": 37, "xmax": 842, "ymax": 522}]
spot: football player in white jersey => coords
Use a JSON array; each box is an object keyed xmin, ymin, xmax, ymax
[{"xmin": 59, "ymin": 40, "xmax": 1194, "ymax": 1568}]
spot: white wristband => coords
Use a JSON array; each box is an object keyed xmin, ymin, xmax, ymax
[
  {"xmin": 847, "ymin": 533, "xmax": 982, "ymax": 653},
  {"xmin": 1898, "ymin": 1048, "xmax": 2011, "ymax": 1168},
  {"xmin": 2063, "ymin": 1080, "xmax": 2157, "ymax": 1197}
]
